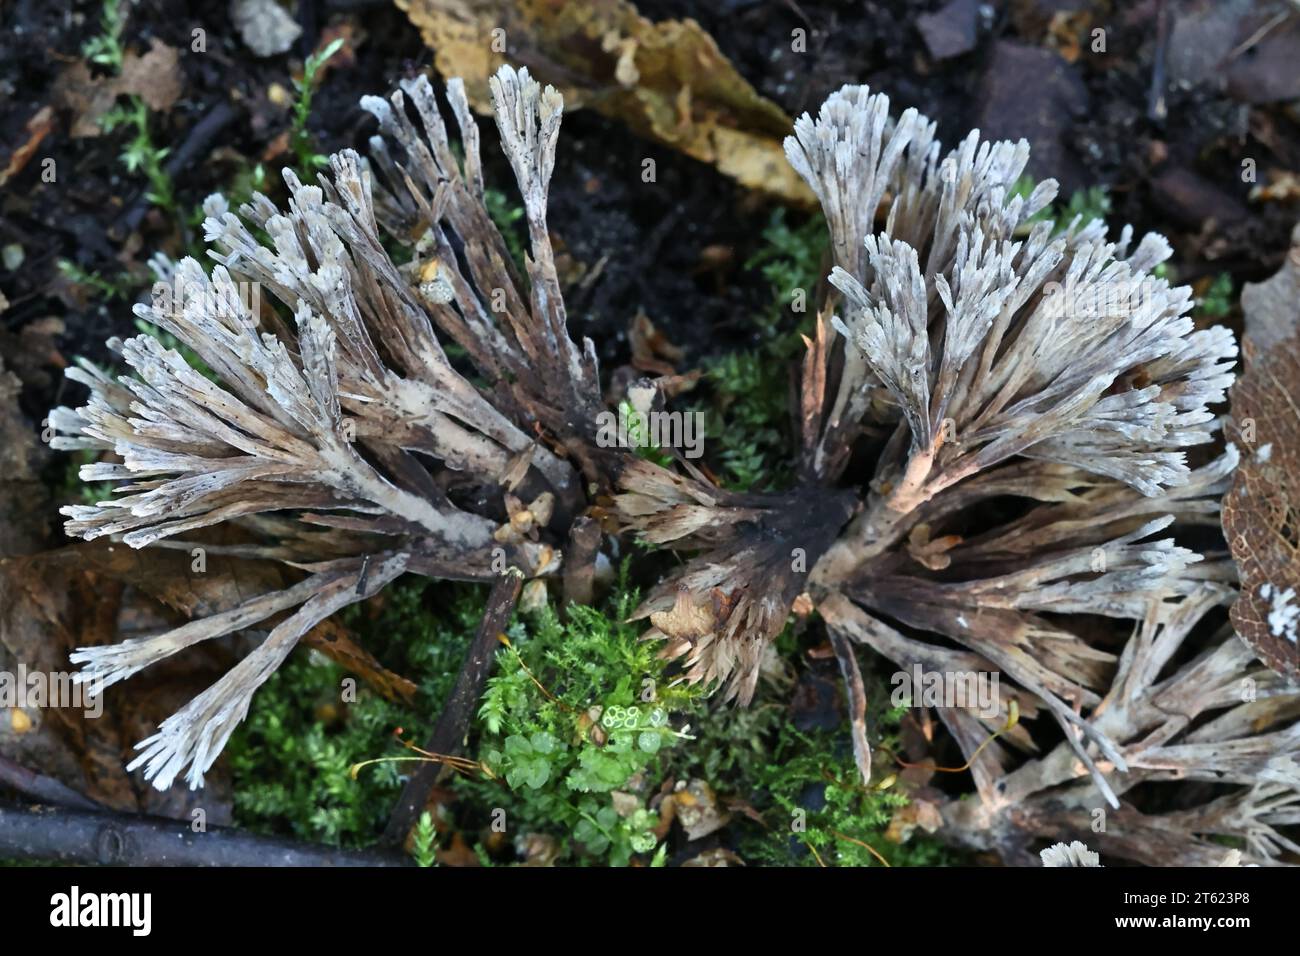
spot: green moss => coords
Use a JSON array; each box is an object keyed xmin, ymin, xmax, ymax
[
  {"xmin": 223, "ymin": 567, "xmax": 959, "ymax": 865},
  {"xmin": 721, "ymin": 700, "xmax": 964, "ymax": 867},
  {"xmin": 103, "ymin": 97, "xmax": 176, "ymax": 211},
  {"xmin": 745, "ymin": 208, "xmax": 828, "ymax": 342},
  {"xmin": 484, "ymin": 187, "xmax": 527, "ymax": 271},
  {"xmin": 1010, "ymin": 175, "xmax": 1111, "ymax": 235},
  {"xmin": 225, "ymin": 578, "xmax": 482, "ymax": 847},
  {"xmin": 688, "ymin": 208, "xmax": 828, "ymax": 492},
  {"xmin": 410, "ymin": 811, "xmax": 438, "ymax": 867},
  {"xmin": 698, "ymin": 349, "xmax": 791, "ymax": 491},
  {"xmin": 82, "ymin": 0, "xmax": 126, "ymax": 71},
  {"xmin": 1196, "ymin": 272, "xmax": 1234, "ymax": 319},
  {"xmin": 290, "ymin": 38, "xmax": 345, "ymax": 179},
  {"xmin": 457, "ymin": 563, "xmax": 705, "ymax": 865}
]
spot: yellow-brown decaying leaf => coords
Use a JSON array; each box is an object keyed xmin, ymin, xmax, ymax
[
  {"xmin": 116, "ymin": 39, "xmax": 184, "ymax": 113},
  {"xmin": 395, "ymin": 0, "xmax": 814, "ymax": 204}
]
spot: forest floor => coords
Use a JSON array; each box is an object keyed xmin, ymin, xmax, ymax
[{"xmin": 2, "ymin": 0, "xmax": 1299, "ymax": 866}]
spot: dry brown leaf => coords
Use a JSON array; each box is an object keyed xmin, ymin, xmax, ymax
[
  {"xmin": 1250, "ymin": 171, "xmax": 1300, "ymax": 204},
  {"xmin": 885, "ymin": 796, "xmax": 943, "ymax": 844},
  {"xmin": 301, "ymin": 617, "xmax": 418, "ymax": 705},
  {"xmin": 52, "ymin": 39, "xmax": 183, "ymax": 139},
  {"xmin": 51, "ymin": 62, "xmax": 120, "ymax": 138},
  {"xmin": 673, "ymin": 778, "xmax": 730, "ymax": 840},
  {"xmin": 396, "ymin": 0, "xmax": 814, "ymax": 204},
  {"xmin": 116, "ymin": 38, "xmax": 184, "ymax": 113},
  {"xmin": 629, "ymin": 310, "xmax": 683, "ymax": 377},
  {"xmin": 1223, "ymin": 227, "xmax": 1300, "ymax": 682},
  {"xmin": 0, "ymin": 542, "xmax": 241, "ymax": 816},
  {"xmin": 648, "ymin": 586, "xmax": 715, "ymax": 642},
  {"xmin": 1241, "ymin": 224, "xmax": 1300, "ymax": 352}
]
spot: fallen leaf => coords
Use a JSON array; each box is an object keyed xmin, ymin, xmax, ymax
[
  {"xmin": 117, "ymin": 39, "xmax": 184, "ymax": 113},
  {"xmin": 1223, "ymin": 225, "xmax": 1300, "ymax": 681},
  {"xmin": 52, "ymin": 62, "xmax": 119, "ymax": 138},
  {"xmin": 301, "ymin": 617, "xmax": 418, "ymax": 705},
  {"xmin": 52, "ymin": 40, "xmax": 184, "ymax": 139},
  {"xmin": 396, "ymin": 0, "xmax": 814, "ymax": 204},
  {"xmin": 673, "ymin": 778, "xmax": 730, "ymax": 840},
  {"xmin": 649, "ymin": 586, "xmax": 714, "ymax": 643},
  {"xmin": 1240, "ymin": 224, "xmax": 1300, "ymax": 352},
  {"xmin": 1250, "ymin": 170, "xmax": 1300, "ymax": 204},
  {"xmin": 885, "ymin": 797, "xmax": 943, "ymax": 844},
  {"xmin": 680, "ymin": 846, "xmax": 744, "ymax": 866}
]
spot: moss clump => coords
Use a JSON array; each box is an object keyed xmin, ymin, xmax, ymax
[
  {"xmin": 690, "ymin": 208, "xmax": 828, "ymax": 492},
  {"xmin": 226, "ymin": 579, "xmax": 481, "ymax": 846},
  {"xmin": 457, "ymin": 564, "xmax": 704, "ymax": 865}
]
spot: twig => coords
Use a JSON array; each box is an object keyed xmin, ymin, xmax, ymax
[
  {"xmin": 829, "ymin": 628, "xmax": 871, "ymax": 785},
  {"xmin": 562, "ymin": 515, "xmax": 601, "ymax": 607},
  {"xmin": 382, "ymin": 570, "xmax": 523, "ymax": 844},
  {"xmin": 0, "ymin": 753, "xmax": 104, "ymax": 812},
  {"xmin": 1226, "ymin": 7, "xmax": 1292, "ymax": 63},
  {"xmin": 0, "ymin": 802, "xmax": 410, "ymax": 866},
  {"xmin": 829, "ymin": 828, "xmax": 891, "ymax": 867}
]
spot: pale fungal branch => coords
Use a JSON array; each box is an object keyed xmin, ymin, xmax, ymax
[
  {"xmin": 784, "ymin": 84, "xmax": 939, "ymax": 484},
  {"xmin": 1040, "ymin": 841, "xmax": 1101, "ymax": 867},
  {"xmin": 360, "ymin": 66, "xmax": 606, "ymax": 487},
  {"xmin": 51, "ymin": 65, "xmax": 600, "ymax": 791},
  {"xmin": 126, "ymin": 553, "xmax": 409, "ymax": 790},
  {"xmin": 794, "ymin": 82, "xmax": 1236, "ymax": 577}
]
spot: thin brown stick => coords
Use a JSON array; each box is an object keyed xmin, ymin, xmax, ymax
[
  {"xmin": 562, "ymin": 515, "xmax": 601, "ymax": 607},
  {"xmin": 382, "ymin": 570, "xmax": 523, "ymax": 844},
  {"xmin": 829, "ymin": 628, "xmax": 872, "ymax": 785},
  {"xmin": 829, "ymin": 828, "xmax": 891, "ymax": 867}
]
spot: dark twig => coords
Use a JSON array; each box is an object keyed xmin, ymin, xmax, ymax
[
  {"xmin": 563, "ymin": 516, "xmax": 602, "ymax": 607},
  {"xmin": 0, "ymin": 753, "xmax": 104, "ymax": 812},
  {"xmin": 382, "ymin": 570, "xmax": 523, "ymax": 844},
  {"xmin": 829, "ymin": 627, "xmax": 871, "ymax": 786},
  {"xmin": 0, "ymin": 802, "xmax": 410, "ymax": 866}
]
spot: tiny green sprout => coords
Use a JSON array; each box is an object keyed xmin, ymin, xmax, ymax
[
  {"xmin": 411, "ymin": 811, "xmax": 437, "ymax": 868},
  {"xmin": 1196, "ymin": 272, "xmax": 1234, "ymax": 319},
  {"xmin": 616, "ymin": 399, "xmax": 674, "ymax": 468},
  {"xmin": 83, "ymin": 0, "xmax": 126, "ymax": 71},
  {"xmin": 103, "ymin": 97, "xmax": 176, "ymax": 211},
  {"xmin": 484, "ymin": 187, "xmax": 527, "ymax": 270},
  {"xmin": 57, "ymin": 259, "xmax": 133, "ymax": 301},
  {"xmin": 1010, "ymin": 174, "xmax": 1110, "ymax": 237},
  {"xmin": 291, "ymin": 38, "xmax": 346, "ymax": 178}
]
